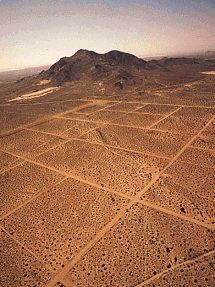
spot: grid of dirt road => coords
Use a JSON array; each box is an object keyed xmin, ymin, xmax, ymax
[{"xmin": 0, "ymin": 98, "xmax": 214, "ymax": 287}]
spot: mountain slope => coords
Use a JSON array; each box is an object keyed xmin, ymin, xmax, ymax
[{"xmin": 40, "ymin": 49, "xmax": 150, "ymax": 85}]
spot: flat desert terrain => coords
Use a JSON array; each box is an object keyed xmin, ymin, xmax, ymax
[{"xmin": 0, "ymin": 50, "xmax": 214, "ymax": 287}]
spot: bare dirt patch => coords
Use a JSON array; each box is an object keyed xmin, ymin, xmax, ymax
[
  {"xmin": 201, "ymin": 71, "xmax": 215, "ymax": 75},
  {"xmin": 8, "ymin": 87, "xmax": 59, "ymax": 102}
]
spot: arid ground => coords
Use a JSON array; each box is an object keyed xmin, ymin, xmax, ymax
[{"xmin": 0, "ymin": 50, "xmax": 214, "ymax": 286}]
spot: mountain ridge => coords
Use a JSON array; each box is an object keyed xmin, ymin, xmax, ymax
[
  {"xmin": 40, "ymin": 49, "xmax": 150, "ymax": 85},
  {"xmin": 2, "ymin": 49, "xmax": 214, "ymax": 96}
]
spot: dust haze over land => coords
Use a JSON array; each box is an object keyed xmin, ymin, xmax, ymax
[
  {"xmin": 0, "ymin": 49, "xmax": 214, "ymax": 287},
  {"xmin": 0, "ymin": 65, "xmax": 51, "ymax": 83}
]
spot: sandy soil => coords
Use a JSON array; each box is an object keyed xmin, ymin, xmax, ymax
[{"xmin": 0, "ymin": 74, "xmax": 214, "ymax": 287}]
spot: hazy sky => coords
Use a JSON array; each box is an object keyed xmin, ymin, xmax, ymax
[{"xmin": 0, "ymin": 0, "xmax": 215, "ymax": 71}]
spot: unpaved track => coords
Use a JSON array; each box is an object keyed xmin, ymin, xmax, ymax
[
  {"xmin": 43, "ymin": 114, "xmax": 214, "ymax": 287},
  {"xmin": 0, "ymin": 101, "xmax": 94, "ymax": 138},
  {"xmin": 1, "ymin": 97, "xmax": 214, "ymax": 287},
  {"xmin": 135, "ymin": 249, "xmax": 215, "ymax": 286}
]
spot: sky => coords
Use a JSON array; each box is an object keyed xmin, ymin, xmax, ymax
[{"xmin": 0, "ymin": 0, "xmax": 215, "ymax": 71}]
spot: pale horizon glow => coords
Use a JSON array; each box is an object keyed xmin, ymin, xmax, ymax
[{"xmin": 0, "ymin": 0, "xmax": 215, "ymax": 72}]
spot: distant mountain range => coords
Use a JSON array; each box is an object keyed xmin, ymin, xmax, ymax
[
  {"xmin": 204, "ymin": 50, "xmax": 215, "ymax": 59},
  {"xmin": 0, "ymin": 65, "xmax": 50, "ymax": 82}
]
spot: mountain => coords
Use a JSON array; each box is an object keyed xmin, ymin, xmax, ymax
[
  {"xmin": 39, "ymin": 49, "xmax": 150, "ymax": 85},
  {"xmin": 149, "ymin": 56, "xmax": 215, "ymax": 74},
  {"xmin": 150, "ymin": 57, "xmax": 199, "ymax": 66},
  {"xmin": 39, "ymin": 50, "xmax": 215, "ymax": 86},
  {"xmin": 3, "ymin": 49, "xmax": 214, "ymax": 100}
]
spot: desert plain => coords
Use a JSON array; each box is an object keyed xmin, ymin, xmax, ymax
[{"xmin": 0, "ymin": 50, "xmax": 214, "ymax": 286}]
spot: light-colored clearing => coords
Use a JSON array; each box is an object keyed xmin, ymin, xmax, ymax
[
  {"xmin": 201, "ymin": 71, "xmax": 215, "ymax": 75},
  {"xmin": 37, "ymin": 79, "xmax": 51, "ymax": 85},
  {"xmin": 8, "ymin": 87, "xmax": 59, "ymax": 102},
  {"xmin": 184, "ymin": 83, "xmax": 193, "ymax": 87}
]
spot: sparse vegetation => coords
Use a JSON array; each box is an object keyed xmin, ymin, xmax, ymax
[{"xmin": 0, "ymin": 50, "xmax": 214, "ymax": 287}]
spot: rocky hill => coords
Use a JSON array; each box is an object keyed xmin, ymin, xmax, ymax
[
  {"xmin": 39, "ymin": 49, "xmax": 151, "ymax": 85},
  {"xmin": 1, "ymin": 49, "xmax": 214, "ymax": 101},
  {"xmin": 38, "ymin": 50, "xmax": 215, "ymax": 87}
]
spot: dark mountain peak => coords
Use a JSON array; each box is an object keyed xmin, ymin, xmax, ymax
[
  {"xmin": 48, "ymin": 56, "xmax": 69, "ymax": 72},
  {"xmin": 106, "ymin": 49, "xmax": 139, "ymax": 58},
  {"xmin": 40, "ymin": 49, "xmax": 150, "ymax": 85},
  {"xmin": 72, "ymin": 49, "xmax": 147, "ymax": 67},
  {"xmin": 104, "ymin": 50, "xmax": 147, "ymax": 67},
  {"xmin": 73, "ymin": 49, "xmax": 99, "ymax": 59}
]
